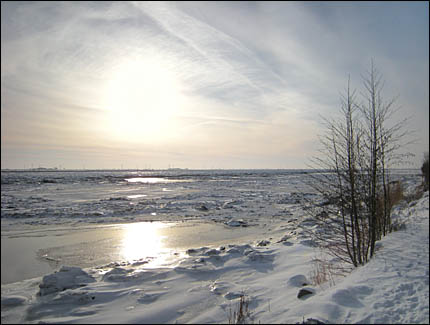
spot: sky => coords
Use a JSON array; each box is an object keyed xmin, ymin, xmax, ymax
[{"xmin": 1, "ymin": 1, "xmax": 428, "ymax": 170}]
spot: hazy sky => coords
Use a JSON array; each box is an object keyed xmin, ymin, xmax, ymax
[{"xmin": 1, "ymin": 1, "xmax": 428, "ymax": 169}]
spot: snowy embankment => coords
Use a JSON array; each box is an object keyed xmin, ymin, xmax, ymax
[{"xmin": 1, "ymin": 191, "xmax": 428, "ymax": 324}]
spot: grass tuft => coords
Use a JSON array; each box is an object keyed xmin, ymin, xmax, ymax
[{"xmin": 228, "ymin": 293, "xmax": 253, "ymax": 324}]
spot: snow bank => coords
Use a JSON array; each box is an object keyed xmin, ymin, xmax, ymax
[{"xmin": 285, "ymin": 191, "xmax": 429, "ymax": 324}]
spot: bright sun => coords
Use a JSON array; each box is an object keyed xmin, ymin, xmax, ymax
[{"xmin": 104, "ymin": 58, "xmax": 182, "ymax": 143}]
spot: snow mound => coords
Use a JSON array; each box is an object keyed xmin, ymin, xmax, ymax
[
  {"xmin": 38, "ymin": 266, "xmax": 96, "ymax": 296},
  {"xmin": 288, "ymin": 274, "xmax": 310, "ymax": 287},
  {"xmin": 1, "ymin": 296, "xmax": 27, "ymax": 307}
]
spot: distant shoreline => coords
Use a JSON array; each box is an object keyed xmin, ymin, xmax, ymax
[{"xmin": 0, "ymin": 168, "xmax": 420, "ymax": 172}]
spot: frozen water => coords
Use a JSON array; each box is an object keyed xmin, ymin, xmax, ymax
[
  {"xmin": 0, "ymin": 169, "xmax": 427, "ymax": 324},
  {"xmin": 0, "ymin": 169, "xmax": 317, "ymax": 227},
  {"xmin": 2, "ymin": 169, "xmax": 420, "ymax": 228}
]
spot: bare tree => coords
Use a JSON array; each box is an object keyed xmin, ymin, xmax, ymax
[
  {"xmin": 359, "ymin": 61, "xmax": 414, "ymax": 251},
  {"xmin": 305, "ymin": 61, "xmax": 413, "ymax": 266},
  {"xmin": 306, "ymin": 76, "xmax": 370, "ymax": 267}
]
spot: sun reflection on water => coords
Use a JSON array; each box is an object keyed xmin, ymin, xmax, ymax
[
  {"xmin": 120, "ymin": 222, "xmax": 168, "ymax": 263},
  {"xmin": 125, "ymin": 177, "xmax": 191, "ymax": 184},
  {"xmin": 125, "ymin": 177, "xmax": 169, "ymax": 183}
]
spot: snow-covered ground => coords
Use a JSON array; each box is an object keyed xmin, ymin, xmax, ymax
[{"xmin": 1, "ymin": 185, "xmax": 428, "ymax": 323}]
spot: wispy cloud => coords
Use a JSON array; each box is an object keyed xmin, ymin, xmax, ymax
[{"xmin": 1, "ymin": 1, "xmax": 428, "ymax": 169}]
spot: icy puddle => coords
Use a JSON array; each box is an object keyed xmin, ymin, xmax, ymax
[{"xmin": 1, "ymin": 221, "xmax": 266, "ymax": 284}]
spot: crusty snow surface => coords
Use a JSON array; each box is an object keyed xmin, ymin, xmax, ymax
[{"xmin": 1, "ymin": 191, "xmax": 428, "ymax": 324}]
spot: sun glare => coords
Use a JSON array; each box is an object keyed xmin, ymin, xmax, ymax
[
  {"xmin": 121, "ymin": 222, "xmax": 166, "ymax": 262},
  {"xmin": 103, "ymin": 58, "xmax": 182, "ymax": 142}
]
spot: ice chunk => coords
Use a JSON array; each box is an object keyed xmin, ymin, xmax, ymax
[
  {"xmin": 38, "ymin": 266, "xmax": 96, "ymax": 296},
  {"xmin": 225, "ymin": 219, "xmax": 248, "ymax": 227}
]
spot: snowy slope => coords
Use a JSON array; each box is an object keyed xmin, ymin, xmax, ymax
[{"xmin": 280, "ymin": 190, "xmax": 429, "ymax": 324}]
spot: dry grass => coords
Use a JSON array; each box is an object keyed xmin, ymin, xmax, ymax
[
  {"xmin": 375, "ymin": 181, "xmax": 404, "ymax": 236},
  {"xmin": 228, "ymin": 294, "xmax": 252, "ymax": 324},
  {"xmin": 388, "ymin": 181, "xmax": 404, "ymax": 207},
  {"xmin": 309, "ymin": 258, "xmax": 335, "ymax": 288},
  {"xmin": 377, "ymin": 181, "xmax": 404, "ymax": 215},
  {"xmin": 308, "ymin": 252, "xmax": 353, "ymax": 289}
]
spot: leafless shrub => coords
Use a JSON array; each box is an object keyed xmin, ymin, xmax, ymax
[
  {"xmin": 422, "ymin": 152, "xmax": 429, "ymax": 191},
  {"xmin": 388, "ymin": 181, "xmax": 404, "ymax": 207},
  {"xmin": 305, "ymin": 61, "xmax": 414, "ymax": 267}
]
